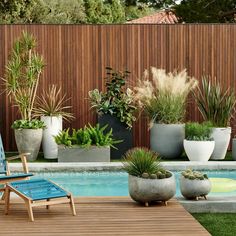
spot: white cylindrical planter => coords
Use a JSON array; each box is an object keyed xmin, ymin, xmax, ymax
[
  {"xmin": 210, "ymin": 127, "xmax": 231, "ymax": 160},
  {"xmin": 150, "ymin": 123, "xmax": 185, "ymax": 159},
  {"xmin": 184, "ymin": 139, "xmax": 215, "ymax": 162},
  {"xmin": 41, "ymin": 116, "xmax": 62, "ymax": 159}
]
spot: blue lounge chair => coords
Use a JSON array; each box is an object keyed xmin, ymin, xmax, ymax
[
  {"xmin": 0, "ymin": 136, "xmax": 76, "ymax": 221},
  {"xmin": 0, "ymin": 136, "xmax": 33, "ymax": 197}
]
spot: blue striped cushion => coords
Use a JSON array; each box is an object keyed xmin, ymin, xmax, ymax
[
  {"xmin": 10, "ymin": 179, "xmax": 68, "ymax": 201},
  {"xmin": 0, "ymin": 173, "xmax": 33, "ymax": 180}
]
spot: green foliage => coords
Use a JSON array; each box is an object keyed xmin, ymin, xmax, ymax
[
  {"xmin": 54, "ymin": 123, "xmax": 122, "ymax": 148},
  {"xmin": 85, "ymin": 0, "xmax": 125, "ymax": 23},
  {"xmin": 185, "ymin": 122, "xmax": 213, "ymax": 141},
  {"xmin": 175, "ymin": 0, "xmax": 236, "ymax": 23},
  {"xmin": 0, "ymin": 0, "xmax": 38, "ymax": 23},
  {"xmin": 193, "ymin": 76, "xmax": 236, "ymax": 127},
  {"xmin": 33, "ymin": 0, "xmax": 86, "ymax": 24},
  {"xmin": 89, "ymin": 67, "xmax": 137, "ymax": 129},
  {"xmin": 123, "ymin": 147, "xmax": 171, "ymax": 179},
  {"xmin": 124, "ymin": 0, "xmax": 175, "ymax": 9},
  {"xmin": 3, "ymin": 31, "xmax": 44, "ymax": 121},
  {"xmin": 181, "ymin": 169, "xmax": 208, "ymax": 180},
  {"xmin": 12, "ymin": 119, "xmax": 45, "ymax": 129}
]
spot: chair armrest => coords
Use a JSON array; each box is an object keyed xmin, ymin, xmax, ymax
[
  {"xmin": 6, "ymin": 153, "xmax": 31, "ymax": 161},
  {"xmin": 5, "ymin": 153, "xmax": 30, "ymax": 174}
]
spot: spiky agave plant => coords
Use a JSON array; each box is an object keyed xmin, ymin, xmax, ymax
[
  {"xmin": 193, "ymin": 76, "xmax": 236, "ymax": 127},
  {"xmin": 34, "ymin": 84, "xmax": 74, "ymax": 121},
  {"xmin": 122, "ymin": 147, "xmax": 161, "ymax": 177}
]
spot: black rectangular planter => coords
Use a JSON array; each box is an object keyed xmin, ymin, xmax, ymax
[{"xmin": 98, "ymin": 114, "xmax": 133, "ymax": 160}]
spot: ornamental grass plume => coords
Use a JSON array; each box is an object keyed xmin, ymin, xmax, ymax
[{"xmin": 133, "ymin": 68, "xmax": 198, "ymax": 124}]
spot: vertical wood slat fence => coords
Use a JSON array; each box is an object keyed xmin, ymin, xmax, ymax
[{"xmin": 0, "ymin": 24, "xmax": 236, "ymax": 151}]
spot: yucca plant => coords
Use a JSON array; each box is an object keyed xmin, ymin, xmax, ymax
[
  {"xmin": 133, "ymin": 68, "xmax": 198, "ymax": 124},
  {"xmin": 193, "ymin": 76, "xmax": 236, "ymax": 127},
  {"xmin": 34, "ymin": 84, "xmax": 74, "ymax": 121},
  {"xmin": 122, "ymin": 148, "xmax": 162, "ymax": 177},
  {"xmin": 3, "ymin": 31, "xmax": 45, "ymax": 123}
]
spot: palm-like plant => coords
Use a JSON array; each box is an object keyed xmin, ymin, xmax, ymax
[
  {"xmin": 3, "ymin": 31, "xmax": 44, "ymax": 121},
  {"xmin": 193, "ymin": 76, "xmax": 236, "ymax": 127},
  {"xmin": 34, "ymin": 84, "xmax": 74, "ymax": 121}
]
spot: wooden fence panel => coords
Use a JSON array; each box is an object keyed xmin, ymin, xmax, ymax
[{"xmin": 0, "ymin": 24, "xmax": 235, "ymax": 151}]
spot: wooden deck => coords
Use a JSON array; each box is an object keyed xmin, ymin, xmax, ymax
[{"xmin": 0, "ymin": 197, "xmax": 210, "ymax": 236}]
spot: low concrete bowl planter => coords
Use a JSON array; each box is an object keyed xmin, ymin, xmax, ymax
[
  {"xmin": 180, "ymin": 176, "xmax": 211, "ymax": 200},
  {"xmin": 15, "ymin": 128, "xmax": 43, "ymax": 161},
  {"xmin": 128, "ymin": 173, "xmax": 176, "ymax": 206},
  {"xmin": 58, "ymin": 145, "xmax": 110, "ymax": 162},
  {"xmin": 184, "ymin": 139, "xmax": 215, "ymax": 162},
  {"xmin": 150, "ymin": 123, "xmax": 185, "ymax": 159}
]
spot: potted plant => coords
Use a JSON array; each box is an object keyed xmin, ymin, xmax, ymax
[
  {"xmin": 54, "ymin": 123, "xmax": 121, "ymax": 162},
  {"xmin": 184, "ymin": 122, "xmax": 214, "ymax": 162},
  {"xmin": 88, "ymin": 67, "xmax": 137, "ymax": 159},
  {"xmin": 133, "ymin": 68, "xmax": 198, "ymax": 159},
  {"xmin": 122, "ymin": 148, "xmax": 176, "ymax": 207},
  {"xmin": 3, "ymin": 31, "xmax": 45, "ymax": 161},
  {"xmin": 193, "ymin": 76, "xmax": 236, "ymax": 160},
  {"xmin": 34, "ymin": 85, "xmax": 74, "ymax": 159},
  {"xmin": 180, "ymin": 169, "xmax": 211, "ymax": 200}
]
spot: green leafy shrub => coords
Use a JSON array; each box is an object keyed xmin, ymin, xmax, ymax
[
  {"xmin": 181, "ymin": 169, "xmax": 208, "ymax": 180},
  {"xmin": 54, "ymin": 123, "xmax": 122, "ymax": 148},
  {"xmin": 89, "ymin": 67, "xmax": 137, "ymax": 129},
  {"xmin": 185, "ymin": 122, "xmax": 213, "ymax": 141},
  {"xmin": 193, "ymin": 76, "xmax": 236, "ymax": 127},
  {"xmin": 12, "ymin": 119, "xmax": 45, "ymax": 129},
  {"xmin": 122, "ymin": 147, "xmax": 171, "ymax": 179},
  {"xmin": 133, "ymin": 68, "xmax": 198, "ymax": 124}
]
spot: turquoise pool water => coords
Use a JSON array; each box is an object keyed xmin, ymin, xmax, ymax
[{"xmin": 33, "ymin": 171, "xmax": 236, "ymax": 197}]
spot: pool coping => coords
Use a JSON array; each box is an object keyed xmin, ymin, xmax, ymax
[{"xmin": 9, "ymin": 161, "xmax": 236, "ymax": 172}]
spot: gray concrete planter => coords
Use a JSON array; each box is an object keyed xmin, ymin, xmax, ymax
[
  {"xmin": 210, "ymin": 127, "xmax": 231, "ymax": 160},
  {"xmin": 14, "ymin": 129, "xmax": 43, "ymax": 161},
  {"xmin": 128, "ymin": 173, "xmax": 176, "ymax": 206},
  {"xmin": 58, "ymin": 145, "xmax": 110, "ymax": 162},
  {"xmin": 150, "ymin": 123, "xmax": 185, "ymax": 159},
  {"xmin": 232, "ymin": 138, "xmax": 236, "ymax": 161},
  {"xmin": 180, "ymin": 176, "xmax": 211, "ymax": 200}
]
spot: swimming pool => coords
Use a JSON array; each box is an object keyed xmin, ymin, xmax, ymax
[{"xmin": 33, "ymin": 171, "xmax": 236, "ymax": 197}]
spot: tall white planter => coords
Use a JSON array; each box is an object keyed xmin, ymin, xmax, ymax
[
  {"xmin": 184, "ymin": 139, "xmax": 215, "ymax": 162},
  {"xmin": 41, "ymin": 116, "xmax": 62, "ymax": 159},
  {"xmin": 210, "ymin": 127, "xmax": 231, "ymax": 160}
]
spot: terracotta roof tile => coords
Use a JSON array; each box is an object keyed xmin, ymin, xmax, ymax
[{"xmin": 127, "ymin": 10, "xmax": 179, "ymax": 24}]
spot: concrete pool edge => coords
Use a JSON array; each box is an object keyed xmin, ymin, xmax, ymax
[
  {"xmin": 9, "ymin": 161, "xmax": 236, "ymax": 172},
  {"xmin": 178, "ymin": 196, "xmax": 236, "ymax": 213}
]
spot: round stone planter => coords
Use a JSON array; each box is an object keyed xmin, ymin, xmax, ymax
[
  {"xmin": 14, "ymin": 128, "xmax": 43, "ymax": 161},
  {"xmin": 150, "ymin": 123, "xmax": 185, "ymax": 159},
  {"xmin": 128, "ymin": 173, "xmax": 176, "ymax": 206},
  {"xmin": 41, "ymin": 116, "xmax": 62, "ymax": 159},
  {"xmin": 184, "ymin": 139, "xmax": 215, "ymax": 162},
  {"xmin": 179, "ymin": 176, "xmax": 211, "ymax": 200},
  {"xmin": 210, "ymin": 127, "xmax": 231, "ymax": 160}
]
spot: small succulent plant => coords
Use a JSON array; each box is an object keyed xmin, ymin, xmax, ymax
[{"xmin": 181, "ymin": 169, "xmax": 208, "ymax": 180}]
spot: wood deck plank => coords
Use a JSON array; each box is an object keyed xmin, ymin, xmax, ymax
[{"xmin": 0, "ymin": 197, "xmax": 210, "ymax": 236}]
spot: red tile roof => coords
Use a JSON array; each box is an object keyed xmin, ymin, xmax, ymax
[{"xmin": 127, "ymin": 10, "xmax": 179, "ymax": 24}]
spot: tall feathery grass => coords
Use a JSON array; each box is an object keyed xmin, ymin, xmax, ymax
[
  {"xmin": 193, "ymin": 76, "xmax": 236, "ymax": 127},
  {"xmin": 133, "ymin": 68, "xmax": 198, "ymax": 124}
]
